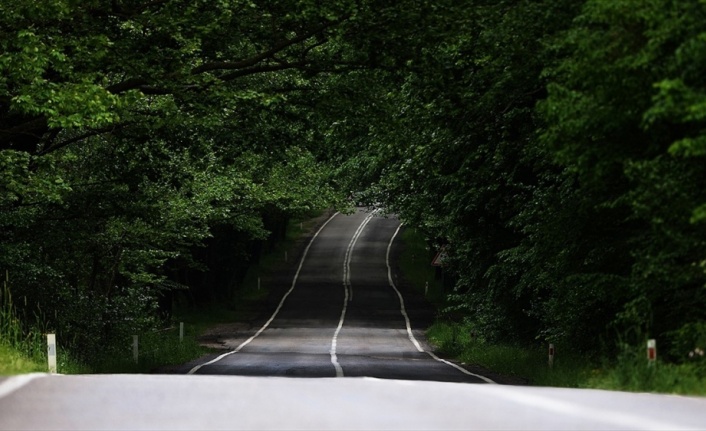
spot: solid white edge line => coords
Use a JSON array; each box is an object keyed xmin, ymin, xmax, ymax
[
  {"xmin": 188, "ymin": 212, "xmax": 340, "ymax": 374},
  {"xmin": 386, "ymin": 223, "xmax": 496, "ymax": 384},
  {"xmin": 0, "ymin": 373, "xmax": 48, "ymax": 400},
  {"xmin": 331, "ymin": 211, "xmax": 375, "ymax": 377}
]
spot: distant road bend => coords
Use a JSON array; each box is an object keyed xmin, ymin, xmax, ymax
[{"xmin": 186, "ymin": 209, "xmax": 493, "ymax": 383}]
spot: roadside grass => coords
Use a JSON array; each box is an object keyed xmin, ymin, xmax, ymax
[
  {"xmin": 1, "ymin": 275, "xmax": 91, "ymax": 375},
  {"xmin": 426, "ymin": 321, "xmax": 706, "ymax": 395},
  {"xmin": 398, "ymin": 228, "xmax": 706, "ymax": 395},
  {"xmin": 92, "ymin": 327, "xmax": 210, "ymax": 374},
  {"xmin": 0, "ymin": 343, "xmax": 44, "ymax": 374},
  {"xmin": 584, "ymin": 347, "xmax": 706, "ymax": 395},
  {"xmin": 1, "ymin": 210, "xmax": 328, "ymax": 375},
  {"xmin": 426, "ymin": 321, "xmax": 592, "ymax": 387},
  {"xmin": 94, "ymin": 210, "xmax": 329, "ymax": 373}
]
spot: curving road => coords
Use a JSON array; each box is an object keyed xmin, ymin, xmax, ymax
[
  {"xmin": 2, "ymin": 209, "xmax": 706, "ymax": 430},
  {"xmin": 186, "ymin": 209, "xmax": 491, "ymax": 383}
]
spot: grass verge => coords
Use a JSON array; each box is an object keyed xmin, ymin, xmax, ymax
[
  {"xmin": 0, "ymin": 343, "xmax": 44, "ymax": 374},
  {"xmin": 92, "ymin": 327, "xmax": 210, "ymax": 373},
  {"xmin": 426, "ymin": 322, "xmax": 706, "ymax": 395},
  {"xmin": 94, "ymin": 210, "xmax": 329, "ymax": 373},
  {"xmin": 0, "ymin": 210, "xmax": 328, "ymax": 375},
  {"xmin": 399, "ymin": 228, "xmax": 706, "ymax": 395},
  {"xmin": 1, "ymin": 275, "xmax": 91, "ymax": 375},
  {"xmin": 427, "ymin": 321, "xmax": 592, "ymax": 387}
]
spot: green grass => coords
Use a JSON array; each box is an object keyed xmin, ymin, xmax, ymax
[
  {"xmin": 427, "ymin": 321, "xmax": 592, "ymax": 387},
  {"xmin": 585, "ymin": 347, "xmax": 706, "ymax": 395},
  {"xmin": 92, "ymin": 326, "xmax": 210, "ymax": 373},
  {"xmin": 0, "ymin": 210, "xmax": 329, "ymax": 375},
  {"xmin": 398, "ymin": 230, "xmax": 706, "ymax": 395},
  {"xmin": 1, "ymin": 275, "xmax": 47, "ymax": 375},
  {"xmin": 94, "ymin": 209, "xmax": 332, "ymax": 374},
  {"xmin": 0, "ymin": 343, "xmax": 45, "ymax": 374},
  {"xmin": 425, "ymin": 317, "xmax": 706, "ymax": 395},
  {"xmin": 1, "ymin": 275, "xmax": 91, "ymax": 375}
]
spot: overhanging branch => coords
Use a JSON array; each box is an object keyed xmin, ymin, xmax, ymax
[{"xmin": 192, "ymin": 19, "xmax": 344, "ymax": 75}]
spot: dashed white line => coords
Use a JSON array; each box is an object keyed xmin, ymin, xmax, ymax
[
  {"xmin": 188, "ymin": 212, "xmax": 340, "ymax": 374},
  {"xmin": 385, "ymin": 223, "xmax": 496, "ymax": 384}
]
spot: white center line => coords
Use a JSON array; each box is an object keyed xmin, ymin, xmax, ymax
[
  {"xmin": 188, "ymin": 212, "xmax": 340, "ymax": 374},
  {"xmin": 330, "ymin": 211, "xmax": 375, "ymax": 377}
]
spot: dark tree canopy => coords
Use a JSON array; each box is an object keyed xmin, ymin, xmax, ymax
[{"xmin": 2, "ymin": 0, "xmax": 706, "ymax": 364}]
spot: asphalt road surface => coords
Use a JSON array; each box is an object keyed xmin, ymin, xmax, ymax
[
  {"xmin": 2, "ymin": 209, "xmax": 706, "ymax": 430},
  {"xmin": 184, "ymin": 209, "xmax": 491, "ymax": 382}
]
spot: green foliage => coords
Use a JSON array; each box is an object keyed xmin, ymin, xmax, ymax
[
  {"xmin": 329, "ymin": 0, "xmax": 706, "ymax": 368},
  {"xmin": 1, "ymin": 274, "xmax": 90, "ymax": 374},
  {"xmin": 0, "ymin": 343, "xmax": 44, "ymax": 375},
  {"xmin": 428, "ymin": 322, "xmax": 706, "ymax": 395},
  {"xmin": 427, "ymin": 321, "xmax": 591, "ymax": 388},
  {"xmin": 586, "ymin": 344, "xmax": 706, "ymax": 395},
  {"xmin": 398, "ymin": 228, "xmax": 445, "ymax": 307},
  {"xmin": 93, "ymin": 327, "xmax": 208, "ymax": 374},
  {"xmin": 2, "ymin": 0, "xmax": 706, "ymax": 379},
  {"xmin": 666, "ymin": 321, "xmax": 706, "ymax": 365},
  {"xmin": 0, "ymin": 0, "xmax": 374, "ymax": 366}
]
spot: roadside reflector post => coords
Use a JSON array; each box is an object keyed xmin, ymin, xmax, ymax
[
  {"xmin": 132, "ymin": 335, "xmax": 139, "ymax": 363},
  {"xmin": 647, "ymin": 339, "xmax": 657, "ymax": 365},
  {"xmin": 179, "ymin": 322, "xmax": 184, "ymax": 342},
  {"xmin": 285, "ymin": 251, "xmax": 288, "ymax": 262},
  {"xmin": 548, "ymin": 343, "xmax": 555, "ymax": 368},
  {"xmin": 47, "ymin": 334, "xmax": 57, "ymax": 374},
  {"xmin": 425, "ymin": 281, "xmax": 429, "ymax": 296},
  {"xmin": 257, "ymin": 277, "xmax": 261, "ymax": 290}
]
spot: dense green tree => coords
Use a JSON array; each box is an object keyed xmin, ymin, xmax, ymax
[
  {"xmin": 538, "ymin": 0, "xmax": 706, "ymax": 353},
  {"xmin": 336, "ymin": 0, "xmax": 706, "ymax": 357},
  {"xmin": 3, "ymin": 0, "xmax": 706, "ymax": 365},
  {"xmin": 0, "ymin": 0, "xmax": 397, "ymax": 361}
]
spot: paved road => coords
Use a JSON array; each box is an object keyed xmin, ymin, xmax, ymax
[
  {"xmin": 2, "ymin": 209, "xmax": 706, "ymax": 430},
  {"xmin": 185, "ymin": 209, "xmax": 490, "ymax": 382},
  {"xmin": 2, "ymin": 373, "xmax": 705, "ymax": 430}
]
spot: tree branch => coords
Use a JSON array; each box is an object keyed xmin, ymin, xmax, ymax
[
  {"xmin": 39, "ymin": 126, "xmax": 120, "ymax": 156},
  {"xmin": 192, "ymin": 19, "xmax": 344, "ymax": 74}
]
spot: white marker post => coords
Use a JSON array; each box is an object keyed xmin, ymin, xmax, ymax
[
  {"xmin": 132, "ymin": 335, "xmax": 139, "ymax": 363},
  {"xmin": 257, "ymin": 277, "xmax": 261, "ymax": 290},
  {"xmin": 285, "ymin": 251, "xmax": 288, "ymax": 262},
  {"xmin": 425, "ymin": 281, "xmax": 428, "ymax": 296},
  {"xmin": 647, "ymin": 339, "xmax": 657, "ymax": 366},
  {"xmin": 47, "ymin": 334, "xmax": 57, "ymax": 374},
  {"xmin": 179, "ymin": 322, "xmax": 184, "ymax": 342},
  {"xmin": 548, "ymin": 343, "xmax": 555, "ymax": 368}
]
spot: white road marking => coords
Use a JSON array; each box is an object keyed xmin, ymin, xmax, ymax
[
  {"xmin": 343, "ymin": 211, "xmax": 376, "ymax": 303},
  {"xmin": 0, "ymin": 373, "xmax": 47, "ymax": 400},
  {"xmin": 188, "ymin": 212, "xmax": 340, "ymax": 374},
  {"xmin": 331, "ymin": 212, "xmax": 375, "ymax": 377},
  {"xmin": 385, "ymin": 223, "xmax": 496, "ymax": 384}
]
